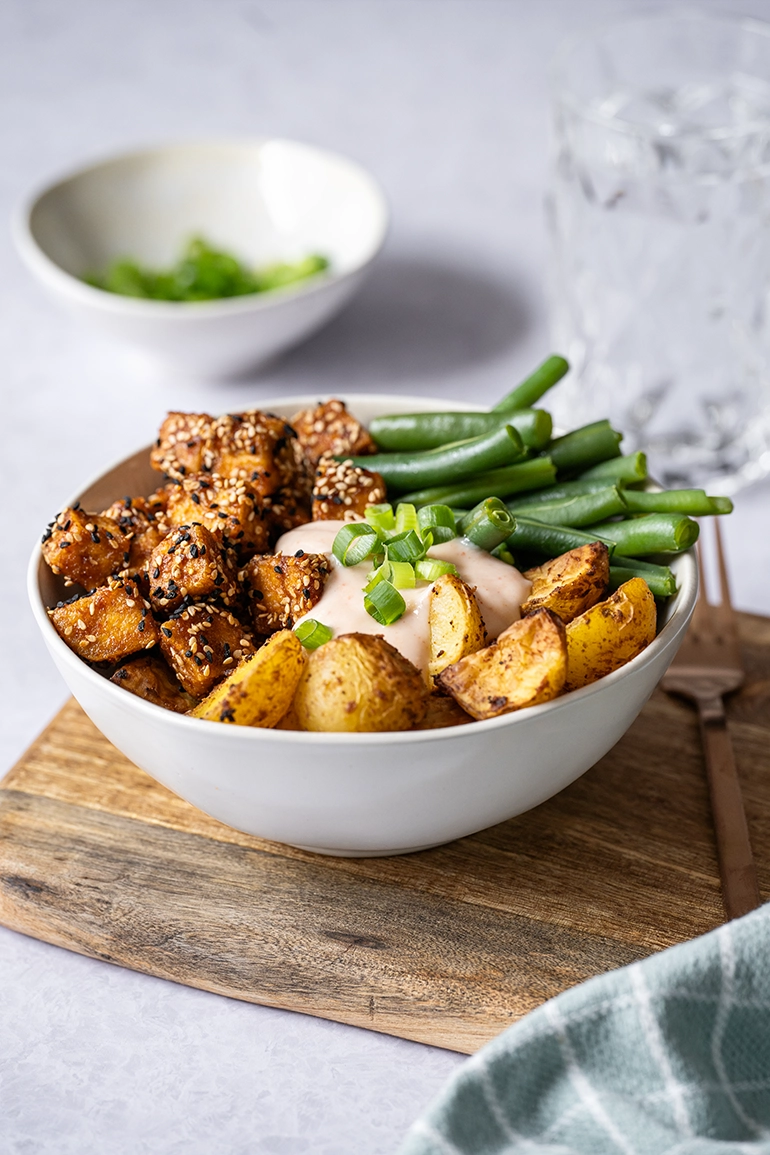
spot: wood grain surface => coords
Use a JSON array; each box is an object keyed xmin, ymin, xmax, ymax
[{"xmin": 2, "ymin": 612, "xmax": 769, "ymax": 1054}]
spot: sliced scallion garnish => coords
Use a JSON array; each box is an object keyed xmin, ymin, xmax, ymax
[
  {"xmin": 417, "ymin": 504, "xmax": 456, "ymax": 544},
  {"xmin": 394, "ymin": 502, "xmax": 419, "ymax": 535},
  {"xmin": 294, "ymin": 619, "xmax": 333, "ymax": 649},
  {"xmin": 385, "ymin": 529, "xmax": 425, "ymax": 564},
  {"xmin": 365, "ymin": 503, "xmax": 396, "ymax": 535},
  {"xmin": 364, "ymin": 578, "xmax": 406, "ymax": 625},
  {"xmin": 413, "ymin": 558, "xmax": 459, "ymax": 582},
  {"xmin": 332, "ymin": 522, "xmax": 380, "ymax": 566},
  {"xmin": 388, "ymin": 560, "xmax": 416, "ymax": 589}
]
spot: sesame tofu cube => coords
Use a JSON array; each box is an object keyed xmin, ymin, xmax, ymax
[
  {"xmin": 110, "ymin": 654, "xmax": 196, "ymax": 712},
  {"xmin": 101, "ymin": 493, "xmax": 170, "ymax": 579},
  {"xmin": 164, "ymin": 476, "xmax": 271, "ymax": 556},
  {"xmin": 48, "ymin": 577, "xmax": 159, "ymax": 663},
  {"xmin": 209, "ymin": 410, "xmax": 302, "ymax": 498},
  {"xmin": 41, "ymin": 507, "xmax": 130, "ymax": 590},
  {"xmin": 311, "ymin": 456, "xmax": 387, "ymax": 521},
  {"xmin": 148, "ymin": 524, "xmax": 239, "ymax": 612},
  {"xmin": 158, "ymin": 603, "xmax": 256, "ymax": 697},
  {"xmin": 241, "ymin": 552, "xmax": 330, "ymax": 633},
  {"xmin": 290, "ymin": 399, "xmax": 377, "ymax": 467},
  {"xmin": 150, "ymin": 412, "xmax": 215, "ymax": 480}
]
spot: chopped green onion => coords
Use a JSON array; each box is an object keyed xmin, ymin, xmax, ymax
[
  {"xmin": 417, "ymin": 504, "xmax": 457, "ymax": 544},
  {"xmin": 364, "ymin": 560, "xmax": 391, "ymax": 592},
  {"xmin": 385, "ymin": 529, "xmax": 426, "ymax": 563},
  {"xmin": 294, "ymin": 619, "xmax": 333, "ymax": 649},
  {"xmin": 332, "ymin": 522, "xmax": 380, "ymax": 566},
  {"xmin": 388, "ymin": 561, "xmax": 416, "ymax": 589},
  {"xmin": 364, "ymin": 579, "xmax": 406, "ymax": 625},
  {"xmin": 413, "ymin": 558, "xmax": 459, "ymax": 582},
  {"xmin": 365, "ymin": 503, "xmax": 396, "ymax": 534},
  {"xmin": 394, "ymin": 502, "xmax": 419, "ymax": 534},
  {"xmin": 491, "ymin": 543, "xmax": 516, "ymax": 566}
]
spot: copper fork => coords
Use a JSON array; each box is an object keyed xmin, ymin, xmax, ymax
[{"xmin": 661, "ymin": 519, "xmax": 760, "ymax": 921}]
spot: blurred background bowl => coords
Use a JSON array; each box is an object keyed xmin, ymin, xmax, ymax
[{"xmin": 12, "ymin": 139, "xmax": 388, "ymax": 379}]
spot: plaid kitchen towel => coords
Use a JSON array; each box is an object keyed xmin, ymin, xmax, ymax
[{"xmin": 398, "ymin": 903, "xmax": 770, "ymax": 1155}]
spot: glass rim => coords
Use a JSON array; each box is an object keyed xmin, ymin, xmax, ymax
[{"xmin": 550, "ymin": 7, "xmax": 770, "ymax": 142}]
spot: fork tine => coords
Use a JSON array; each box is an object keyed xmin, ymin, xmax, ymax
[
  {"xmin": 691, "ymin": 537, "xmax": 712, "ymax": 624},
  {"xmin": 713, "ymin": 519, "xmax": 733, "ymax": 609}
]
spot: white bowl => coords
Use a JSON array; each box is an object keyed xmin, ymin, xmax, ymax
[
  {"xmin": 28, "ymin": 393, "xmax": 698, "ymax": 857},
  {"xmin": 13, "ymin": 140, "xmax": 388, "ymax": 378}
]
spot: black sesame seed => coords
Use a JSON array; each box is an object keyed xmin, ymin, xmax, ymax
[
  {"xmin": 274, "ymin": 565, "xmax": 283, "ymax": 574},
  {"xmin": 161, "ymin": 627, "xmax": 172, "ymax": 638},
  {"xmin": 184, "ymin": 649, "xmax": 193, "ymax": 658},
  {"xmin": 254, "ymin": 590, "xmax": 264, "ymax": 601},
  {"xmin": 294, "ymin": 549, "xmax": 305, "ymax": 557},
  {"xmin": 41, "ymin": 527, "xmax": 52, "ymax": 543},
  {"xmin": 189, "ymin": 544, "xmax": 199, "ymax": 558},
  {"xmin": 138, "ymin": 620, "xmax": 145, "ymax": 633},
  {"xmin": 152, "ymin": 567, "xmax": 160, "ymax": 579}
]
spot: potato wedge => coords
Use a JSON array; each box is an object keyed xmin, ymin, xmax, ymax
[
  {"xmin": 437, "ymin": 608, "xmax": 567, "ymax": 720},
  {"xmin": 294, "ymin": 633, "xmax": 428, "ymax": 732},
  {"xmin": 189, "ymin": 629, "xmax": 306, "ymax": 727},
  {"xmin": 427, "ymin": 573, "xmax": 487, "ymax": 682},
  {"xmin": 521, "ymin": 542, "xmax": 609, "ymax": 623},
  {"xmin": 418, "ymin": 694, "xmax": 475, "ymax": 730},
  {"xmin": 565, "ymin": 576, "xmax": 657, "ymax": 692}
]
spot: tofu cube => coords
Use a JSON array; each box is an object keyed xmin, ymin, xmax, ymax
[
  {"xmin": 158, "ymin": 603, "xmax": 256, "ymax": 697},
  {"xmin": 241, "ymin": 552, "xmax": 330, "ymax": 633},
  {"xmin": 110, "ymin": 654, "xmax": 196, "ymax": 713},
  {"xmin": 289, "ymin": 399, "xmax": 377, "ymax": 467},
  {"xmin": 148, "ymin": 524, "xmax": 239, "ymax": 612},
  {"xmin": 164, "ymin": 476, "xmax": 271, "ymax": 556},
  {"xmin": 311, "ymin": 456, "xmax": 387, "ymax": 521},
  {"xmin": 41, "ymin": 507, "xmax": 130, "ymax": 589},
  {"xmin": 48, "ymin": 577, "xmax": 159, "ymax": 664}
]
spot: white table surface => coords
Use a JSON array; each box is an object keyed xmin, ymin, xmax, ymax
[{"xmin": 3, "ymin": 1, "xmax": 770, "ymax": 1151}]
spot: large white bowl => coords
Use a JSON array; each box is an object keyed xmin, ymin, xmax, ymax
[
  {"xmin": 28, "ymin": 394, "xmax": 698, "ymax": 857},
  {"xmin": 13, "ymin": 140, "xmax": 388, "ymax": 378}
]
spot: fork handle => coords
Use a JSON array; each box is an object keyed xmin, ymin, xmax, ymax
[{"xmin": 698, "ymin": 696, "xmax": 761, "ymax": 920}]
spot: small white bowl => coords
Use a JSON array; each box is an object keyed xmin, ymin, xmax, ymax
[
  {"xmin": 13, "ymin": 140, "xmax": 388, "ymax": 378},
  {"xmin": 28, "ymin": 394, "xmax": 698, "ymax": 857}
]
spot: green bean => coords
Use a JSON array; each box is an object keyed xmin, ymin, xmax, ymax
[
  {"xmin": 345, "ymin": 423, "xmax": 525, "ymax": 492},
  {"xmin": 368, "ymin": 408, "xmax": 552, "ymax": 452},
  {"xmin": 398, "ymin": 457, "xmax": 557, "ymax": 508},
  {"xmin": 502, "ymin": 475, "xmax": 626, "ymax": 505},
  {"xmin": 623, "ymin": 489, "xmax": 734, "ymax": 516},
  {"xmin": 492, "ymin": 355, "xmax": 569, "ymax": 412},
  {"xmin": 579, "ymin": 452, "xmax": 647, "ymax": 483},
  {"xmin": 505, "ymin": 517, "xmax": 615, "ymax": 557},
  {"xmin": 586, "ymin": 513, "xmax": 699, "ymax": 556},
  {"xmin": 459, "ymin": 499, "xmax": 515, "ymax": 552},
  {"xmin": 546, "ymin": 420, "xmax": 623, "ymax": 472},
  {"xmin": 610, "ymin": 557, "xmax": 678, "ymax": 599},
  {"xmin": 507, "ymin": 485, "xmax": 627, "ymax": 527}
]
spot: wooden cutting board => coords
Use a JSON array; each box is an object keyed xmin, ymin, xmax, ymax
[{"xmin": 2, "ymin": 612, "xmax": 769, "ymax": 1055}]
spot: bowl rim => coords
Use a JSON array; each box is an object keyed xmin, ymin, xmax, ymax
[
  {"xmin": 28, "ymin": 391, "xmax": 699, "ymax": 746},
  {"xmin": 12, "ymin": 136, "xmax": 390, "ymax": 319}
]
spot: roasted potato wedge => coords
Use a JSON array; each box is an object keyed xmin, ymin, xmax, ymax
[
  {"xmin": 521, "ymin": 542, "xmax": 610, "ymax": 623},
  {"xmin": 437, "ymin": 608, "xmax": 567, "ymax": 720},
  {"xmin": 427, "ymin": 574, "xmax": 487, "ymax": 682},
  {"xmin": 294, "ymin": 633, "xmax": 429, "ymax": 732},
  {"xmin": 189, "ymin": 630, "xmax": 306, "ymax": 726},
  {"xmin": 418, "ymin": 694, "xmax": 474, "ymax": 729},
  {"xmin": 565, "ymin": 576, "xmax": 656, "ymax": 691}
]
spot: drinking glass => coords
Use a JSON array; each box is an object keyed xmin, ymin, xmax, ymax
[{"xmin": 547, "ymin": 10, "xmax": 770, "ymax": 492}]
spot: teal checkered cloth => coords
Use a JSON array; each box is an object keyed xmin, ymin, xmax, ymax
[{"xmin": 398, "ymin": 905, "xmax": 770, "ymax": 1154}]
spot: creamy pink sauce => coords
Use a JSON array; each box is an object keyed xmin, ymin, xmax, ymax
[{"xmin": 275, "ymin": 520, "xmax": 531, "ymax": 672}]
